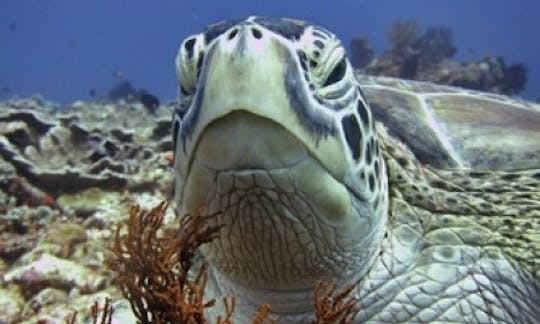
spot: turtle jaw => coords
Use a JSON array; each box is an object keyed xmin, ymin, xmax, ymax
[{"xmin": 181, "ymin": 111, "xmax": 353, "ymax": 226}]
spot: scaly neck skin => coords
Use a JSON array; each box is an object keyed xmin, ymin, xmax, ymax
[
  {"xmin": 197, "ymin": 164, "xmax": 389, "ymax": 305},
  {"xmin": 350, "ymin": 125, "xmax": 539, "ymax": 323},
  {"xmin": 191, "ymin": 160, "xmax": 390, "ymax": 324},
  {"xmin": 352, "ymin": 173, "xmax": 539, "ymax": 323},
  {"xmin": 199, "ymin": 173, "xmax": 415, "ymax": 323}
]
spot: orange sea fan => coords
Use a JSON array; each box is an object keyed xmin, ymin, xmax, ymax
[{"xmin": 107, "ymin": 201, "xmax": 358, "ymax": 323}]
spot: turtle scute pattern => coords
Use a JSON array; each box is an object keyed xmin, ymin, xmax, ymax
[
  {"xmin": 358, "ymin": 74, "xmax": 540, "ymax": 171},
  {"xmin": 363, "ymin": 123, "xmax": 540, "ymax": 322}
]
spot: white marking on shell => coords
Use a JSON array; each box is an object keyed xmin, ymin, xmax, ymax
[{"xmin": 417, "ymin": 93, "xmax": 464, "ymax": 167}]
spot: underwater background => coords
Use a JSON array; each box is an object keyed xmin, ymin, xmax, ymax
[
  {"xmin": 1, "ymin": 1, "xmax": 540, "ymax": 322},
  {"xmin": 1, "ymin": 0, "xmax": 539, "ymax": 104}
]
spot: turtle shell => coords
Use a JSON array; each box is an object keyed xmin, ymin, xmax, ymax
[{"xmin": 357, "ymin": 74, "xmax": 540, "ymax": 170}]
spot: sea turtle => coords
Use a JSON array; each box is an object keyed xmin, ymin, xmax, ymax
[{"xmin": 172, "ymin": 17, "xmax": 539, "ymax": 323}]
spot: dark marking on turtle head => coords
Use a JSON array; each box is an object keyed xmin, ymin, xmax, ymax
[
  {"xmin": 284, "ymin": 47, "xmax": 336, "ymax": 139},
  {"xmin": 368, "ymin": 173, "xmax": 375, "ymax": 192},
  {"xmin": 322, "ymin": 58, "xmax": 347, "ymax": 87},
  {"xmin": 184, "ymin": 37, "xmax": 196, "ymax": 59},
  {"xmin": 356, "ymin": 99, "xmax": 369, "ymax": 125},
  {"xmin": 314, "ymin": 39, "xmax": 325, "ymax": 49},
  {"xmin": 341, "ymin": 115, "xmax": 362, "ymax": 160},
  {"xmin": 196, "ymin": 52, "xmax": 205, "ymax": 79},
  {"xmin": 172, "ymin": 118, "xmax": 180, "ymax": 156},
  {"xmin": 177, "ymin": 43, "xmax": 217, "ymax": 152},
  {"xmin": 253, "ymin": 17, "xmax": 307, "ymax": 40},
  {"xmin": 203, "ymin": 18, "xmax": 243, "ymax": 44},
  {"xmin": 312, "ymin": 27, "xmax": 331, "ymax": 39},
  {"xmin": 366, "ymin": 138, "xmax": 373, "ymax": 165}
]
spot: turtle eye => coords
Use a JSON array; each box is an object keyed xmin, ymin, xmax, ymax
[
  {"xmin": 176, "ymin": 34, "xmax": 205, "ymax": 96},
  {"xmin": 323, "ymin": 58, "xmax": 347, "ymax": 87}
]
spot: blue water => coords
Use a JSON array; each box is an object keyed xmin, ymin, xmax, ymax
[{"xmin": 1, "ymin": 0, "xmax": 539, "ymax": 104}]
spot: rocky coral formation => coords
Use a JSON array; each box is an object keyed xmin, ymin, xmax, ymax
[
  {"xmin": 413, "ymin": 26, "xmax": 457, "ymax": 63},
  {"xmin": 385, "ymin": 20, "xmax": 419, "ymax": 53},
  {"xmin": 0, "ymin": 97, "xmax": 173, "ymax": 194},
  {"xmin": 0, "ymin": 97, "xmax": 175, "ymax": 322},
  {"xmin": 4, "ymin": 253, "xmax": 106, "ymax": 294},
  {"xmin": 349, "ymin": 36, "xmax": 374, "ymax": 69},
  {"xmin": 351, "ymin": 20, "xmax": 528, "ymax": 95},
  {"xmin": 107, "ymin": 80, "xmax": 161, "ymax": 113}
]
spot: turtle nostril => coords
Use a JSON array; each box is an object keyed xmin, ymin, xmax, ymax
[
  {"xmin": 251, "ymin": 28, "xmax": 262, "ymax": 39},
  {"xmin": 228, "ymin": 29, "xmax": 238, "ymax": 40}
]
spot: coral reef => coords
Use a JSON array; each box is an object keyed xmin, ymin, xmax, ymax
[
  {"xmin": 501, "ymin": 61, "xmax": 528, "ymax": 95},
  {"xmin": 385, "ymin": 20, "xmax": 419, "ymax": 52},
  {"xmin": 66, "ymin": 298, "xmax": 114, "ymax": 324},
  {"xmin": 4, "ymin": 253, "xmax": 106, "ymax": 295},
  {"xmin": 107, "ymin": 80, "xmax": 139, "ymax": 102},
  {"xmin": 0, "ymin": 98, "xmax": 173, "ymax": 195},
  {"xmin": 0, "ymin": 97, "xmax": 173, "ymax": 322},
  {"xmin": 107, "ymin": 80, "xmax": 161, "ymax": 114},
  {"xmin": 414, "ymin": 56, "xmax": 528, "ymax": 95},
  {"xmin": 357, "ymin": 20, "xmax": 528, "ymax": 95},
  {"xmin": 413, "ymin": 26, "xmax": 456, "ymax": 63},
  {"xmin": 0, "ymin": 286, "xmax": 23, "ymax": 323},
  {"xmin": 349, "ymin": 36, "xmax": 374, "ymax": 69},
  {"xmin": 0, "ymin": 204, "xmax": 53, "ymax": 262}
]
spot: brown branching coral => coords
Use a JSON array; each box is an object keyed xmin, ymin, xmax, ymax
[
  {"xmin": 66, "ymin": 311, "xmax": 77, "ymax": 324},
  {"xmin": 108, "ymin": 201, "xmax": 357, "ymax": 323},
  {"xmin": 91, "ymin": 298, "xmax": 114, "ymax": 324},
  {"xmin": 313, "ymin": 281, "xmax": 359, "ymax": 324},
  {"xmin": 216, "ymin": 296, "xmax": 236, "ymax": 324},
  {"xmin": 252, "ymin": 304, "xmax": 274, "ymax": 324},
  {"xmin": 107, "ymin": 201, "xmax": 222, "ymax": 323},
  {"xmin": 65, "ymin": 298, "xmax": 114, "ymax": 324}
]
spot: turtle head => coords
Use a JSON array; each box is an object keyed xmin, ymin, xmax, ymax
[{"xmin": 173, "ymin": 16, "xmax": 388, "ymax": 310}]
